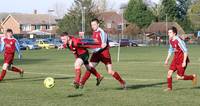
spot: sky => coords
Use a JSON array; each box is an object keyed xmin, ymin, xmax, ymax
[{"xmin": 0, "ymin": 0, "xmax": 159, "ymax": 14}]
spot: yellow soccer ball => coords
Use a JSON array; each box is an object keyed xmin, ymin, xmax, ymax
[{"xmin": 44, "ymin": 77, "xmax": 55, "ymax": 88}]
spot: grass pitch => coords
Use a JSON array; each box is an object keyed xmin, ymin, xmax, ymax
[{"xmin": 0, "ymin": 45, "xmax": 199, "ymax": 106}]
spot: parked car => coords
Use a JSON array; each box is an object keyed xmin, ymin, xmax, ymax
[
  {"xmin": 35, "ymin": 39, "xmax": 56, "ymax": 49},
  {"xmin": 118, "ymin": 39, "xmax": 138, "ymax": 47},
  {"xmin": 50, "ymin": 39, "xmax": 62, "ymax": 48},
  {"xmin": 109, "ymin": 40, "xmax": 119, "ymax": 47},
  {"xmin": 19, "ymin": 40, "xmax": 41, "ymax": 50},
  {"xmin": 18, "ymin": 41, "xmax": 27, "ymax": 50},
  {"xmin": 19, "ymin": 45, "xmax": 26, "ymax": 50}
]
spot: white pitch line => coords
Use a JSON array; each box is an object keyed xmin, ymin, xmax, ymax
[{"xmin": 24, "ymin": 71, "xmax": 164, "ymax": 81}]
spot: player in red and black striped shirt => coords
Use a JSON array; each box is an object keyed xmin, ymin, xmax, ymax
[{"xmin": 60, "ymin": 32, "xmax": 103, "ymax": 89}]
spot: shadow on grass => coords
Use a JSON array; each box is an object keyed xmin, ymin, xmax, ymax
[
  {"xmin": 115, "ymin": 82, "xmax": 171, "ymax": 90},
  {"xmin": 67, "ymin": 93, "xmax": 83, "ymax": 98},
  {"xmin": 4, "ymin": 76, "xmax": 73, "ymax": 82},
  {"xmin": 191, "ymin": 86, "xmax": 200, "ymax": 89}
]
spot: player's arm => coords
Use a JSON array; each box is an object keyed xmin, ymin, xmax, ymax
[
  {"xmin": 177, "ymin": 38, "xmax": 188, "ymax": 67},
  {"xmin": 15, "ymin": 40, "xmax": 22, "ymax": 59},
  {"xmin": 0, "ymin": 39, "xmax": 5, "ymax": 52},
  {"xmin": 77, "ymin": 38, "xmax": 101, "ymax": 48},
  {"xmin": 99, "ymin": 29, "xmax": 108, "ymax": 48},
  {"xmin": 165, "ymin": 44, "xmax": 174, "ymax": 65}
]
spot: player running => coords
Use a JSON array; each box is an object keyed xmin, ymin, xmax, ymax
[
  {"xmin": 60, "ymin": 32, "xmax": 103, "ymax": 89},
  {"xmin": 89, "ymin": 18, "xmax": 126, "ymax": 89},
  {"xmin": 0, "ymin": 29, "xmax": 24, "ymax": 81},
  {"xmin": 164, "ymin": 26, "xmax": 197, "ymax": 91}
]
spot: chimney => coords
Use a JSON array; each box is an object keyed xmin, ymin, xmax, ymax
[{"xmin": 34, "ymin": 10, "xmax": 37, "ymax": 14}]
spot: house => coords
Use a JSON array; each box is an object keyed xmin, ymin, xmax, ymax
[
  {"xmin": 1, "ymin": 13, "xmax": 57, "ymax": 36},
  {"xmin": 0, "ymin": 13, "xmax": 9, "ymax": 32},
  {"xmin": 146, "ymin": 22, "xmax": 185, "ymax": 36},
  {"xmin": 99, "ymin": 11, "xmax": 127, "ymax": 35},
  {"xmin": 145, "ymin": 22, "xmax": 185, "ymax": 45}
]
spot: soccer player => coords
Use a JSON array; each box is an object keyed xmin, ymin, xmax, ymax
[
  {"xmin": 89, "ymin": 18, "xmax": 126, "ymax": 89},
  {"xmin": 164, "ymin": 26, "xmax": 197, "ymax": 91},
  {"xmin": 60, "ymin": 32, "xmax": 103, "ymax": 89},
  {"xmin": 0, "ymin": 29, "xmax": 23, "ymax": 81}
]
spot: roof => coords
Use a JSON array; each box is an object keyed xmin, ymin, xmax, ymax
[
  {"xmin": 0, "ymin": 13, "xmax": 9, "ymax": 22},
  {"xmin": 99, "ymin": 11, "xmax": 127, "ymax": 25},
  {"xmin": 2, "ymin": 13, "xmax": 57, "ymax": 25},
  {"xmin": 146, "ymin": 22, "xmax": 185, "ymax": 34}
]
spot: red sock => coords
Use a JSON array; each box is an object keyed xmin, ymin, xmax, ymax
[
  {"xmin": 0, "ymin": 70, "xmax": 7, "ymax": 81},
  {"xmin": 80, "ymin": 71, "xmax": 91, "ymax": 85},
  {"xmin": 112, "ymin": 72, "xmax": 125, "ymax": 84},
  {"xmin": 167, "ymin": 77, "xmax": 172, "ymax": 90},
  {"xmin": 74, "ymin": 69, "xmax": 81, "ymax": 83},
  {"xmin": 90, "ymin": 67, "xmax": 101, "ymax": 79},
  {"xmin": 11, "ymin": 66, "xmax": 21, "ymax": 73},
  {"xmin": 183, "ymin": 75, "xmax": 194, "ymax": 80}
]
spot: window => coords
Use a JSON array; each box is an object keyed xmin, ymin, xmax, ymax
[
  {"xmin": 21, "ymin": 25, "xmax": 31, "ymax": 31},
  {"xmin": 35, "ymin": 25, "xmax": 41, "ymax": 30},
  {"xmin": 117, "ymin": 25, "xmax": 122, "ymax": 31}
]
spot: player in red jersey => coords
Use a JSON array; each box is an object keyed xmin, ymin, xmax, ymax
[
  {"xmin": 60, "ymin": 32, "xmax": 103, "ymax": 89},
  {"xmin": 164, "ymin": 26, "xmax": 197, "ymax": 91},
  {"xmin": 0, "ymin": 29, "xmax": 24, "ymax": 81},
  {"xmin": 89, "ymin": 18, "xmax": 126, "ymax": 89}
]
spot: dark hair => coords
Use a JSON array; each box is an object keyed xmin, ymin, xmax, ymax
[
  {"xmin": 168, "ymin": 26, "xmax": 177, "ymax": 35},
  {"xmin": 6, "ymin": 29, "xmax": 13, "ymax": 34},
  {"xmin": 60, "ymin": 32, "xmax": 68, "ymax": 36},
  {"xmin": 91, "ymin": 18, "xmax": 100, "ymax": 24}
]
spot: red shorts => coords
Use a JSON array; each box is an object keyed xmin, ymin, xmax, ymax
[
  {"xmin": 4, "ymin": 53, "xmax": 15, "ymax": 65},
  {"xmin": 90, "ymin": 48, "xmax": 112, "ymax": 65},
  {"xmin": 169, "ymin": 58, "xmax": 188, "ymax": 76}
]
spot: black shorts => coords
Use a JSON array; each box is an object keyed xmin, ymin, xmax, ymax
[{"xmin": 78, "ymin": 53, "xmax": 89, "ymax": 65}]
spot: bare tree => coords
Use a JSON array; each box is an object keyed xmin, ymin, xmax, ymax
[{"xmin": 52, "ymin": 2, "xmax": 68, "ymax": 19}]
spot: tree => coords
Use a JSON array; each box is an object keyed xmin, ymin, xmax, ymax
[
  {"xmin": 124, "ymin": 0, "xmax": 155, "ymax": 29},
  {"xmin": 57, "ymin": 0, "xmax": 99, "ymax": 35},
  {"xmin": 159, "ymin": 0, "xmax": 177, "ymax": 21},
  {"xmin": 53, "ymin": 2, "xmax": 68, "ymax": 19},
  {"xmin": 176, "ymin": 0, "xmax": 191, "ymax": 20},
  {"xmin": 149, "ymin": 1, "xmax": 163, "ymax": 22},
  {"xmin": 124, "ymin": 23, "xmax": 140, "ymax": 39},
  {"xmin": 188, "ymin": 0, "xmax": 200, "ymax": 30}
]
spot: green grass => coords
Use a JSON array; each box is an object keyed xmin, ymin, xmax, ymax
[{"xmin": 0, "ymin": 45, "xmax": 200, "ymax": 106}]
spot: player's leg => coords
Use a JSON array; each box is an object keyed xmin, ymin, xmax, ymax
[
  {"xmin": 105, "ymin": 64, "xmax": 126, "ymax": 89},
  {"xmin": 90, "ymin": 53, "xmax": 104, "ymax": 86},
  {"xmin": 164, "ymin": 70, "xmax": 174, "ymax": 91},
  {"xmin": 0, "ymin": 63, "xmax": 8, "ymax": 81},
  {"xmin": 73, "ymin": 58, "xmax": 84, "ymax": 89},
  {"xmin": 176, "ymin": 65, "xmax": 197, "ymax": 86},
  {"xmin": 8, "ymin": 65, "xmax": 24, "ymax": 77},
  {"xmin": 89, "ymin": 62, "xmax": 104, "ymax": 86}
]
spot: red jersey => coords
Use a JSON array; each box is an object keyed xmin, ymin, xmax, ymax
[
  {"xmin": 66, "ymin": 37, "xmax": 88, "ymax": 58},
  {"xmin": 169, "ymin": 36, "xmax": 189, "ymax": 64},
  {"xmin": 1, "ymin": 37, "xmax": 20, "ymax": 54},
  {"xmin": 92, "ymin": 28, "xmax": 109, "ymax": 53}
]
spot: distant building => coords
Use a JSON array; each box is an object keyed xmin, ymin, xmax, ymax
[
  {"xmin": 99, "ymin": 11, "xmax": 128, "ymax": 35},
  {"xmin": 1, "ymin": 13, "xmax": 58, "ymax": 36}
]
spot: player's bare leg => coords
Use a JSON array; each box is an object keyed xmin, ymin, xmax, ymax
[
  {"xmin": 89, "ymin": 62, "xmax": 104, "ymax": 86},
  {"xmin": 0, "ymin": 63, "xmax": 8, "ymax": 81},
  {"xmin": 106, "ymin": 64, "xmax": 126, "ymax": 90},
  {"xmin": 164, "ymin": 70, "xmax": 173, "ymax": 91},
  {"xmin": 73, "ymin": 58, "xmax": 83, "ymax": 89}
]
